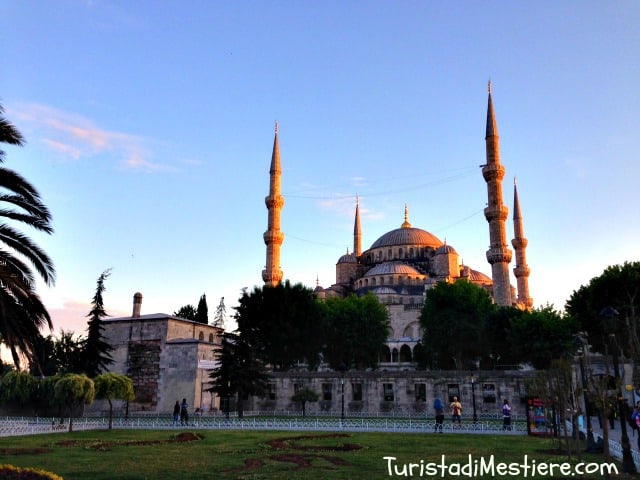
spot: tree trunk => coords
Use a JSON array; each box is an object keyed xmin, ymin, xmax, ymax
[{"xmin": 108, "ymin": 399, "xmax": 113, "ymax": 430}]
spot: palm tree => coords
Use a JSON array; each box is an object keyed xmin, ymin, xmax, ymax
[{"xmin": 0, "ymin": 104, "xmax": 55, "ymax": 369}]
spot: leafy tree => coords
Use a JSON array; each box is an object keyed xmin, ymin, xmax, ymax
[
  {"xmin": 54, "ymin": 330, "xmax": 84, "ymax": 374},
  {"xmin": 566, "ymin": 262, "xmax": 640, "ymax": 383},
  {"xmin": 0, "ymin": 104, "xmax": 55, "ymax": 370},
  {"xmin": 54, "ymin": 373, "xmax": 95, "ymax": 432},
  {"xmin": 291, "ymin": 387, "xmax": 319, "ymax": 417},
  {"xmin": 508, "ymin": 305, "xmax": 578, "ymax": 369},
  {"xmin": 29, "ymin": 333, "xmax": 58, "ymax": 377},
  {"xmin": 94, "ymin": 373, "xmax": 134, "ymax": 429},
  {"xmin": 484, "ymin": 306, "xmax": 524, "ymax": 368},
  {"xmin": 208, "ymin": 331, "xmax": 269, "ymax": 418},
  {"xmin": 195, "ymin": 294, "xmax": 208, "ymax": 324},
  {"xmin": 235, "ymin": 281, "xmax": 325, "ymax": 370},
  {"xmin": 173, "ymin": 304, "xmax": 197, "ymax": 320},
  {"xmin": 213, "ymin": 296, "xmax": 226, "ymax": 328},
  {"xmin": 0, "ymin": 370, "xmax": 36, "ymax": 406},
  {"xmin": 321, "ymin": 293, "xmax": 390, "ymax": 370},
  {"xmin": 419, "ymin": 280, "xmax": 495, "ymax": 369},
  {"xmin": 80, "ymin": 269, "xmax": 114, "ymax": 377}
]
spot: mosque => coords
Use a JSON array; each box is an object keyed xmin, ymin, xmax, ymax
[{"xmin": 262, "ymin": 83, "xmax": 533, "ymax": 370}]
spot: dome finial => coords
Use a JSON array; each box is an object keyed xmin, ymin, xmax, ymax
[
  {"xmin": 488, "ymin": 80, "xmax": 492, "ymax": 94},
  {"xmin": 274, "ymin": 121, "xmax": 278, "ymax": 134},
  {"xmin": 401, "ymin": 203, "xmax": 412, "ymax": 228}
]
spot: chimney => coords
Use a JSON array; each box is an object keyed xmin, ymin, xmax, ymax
[{"xmin": 132, "ymin": 292, "xmax": 143, "ymax": 318}]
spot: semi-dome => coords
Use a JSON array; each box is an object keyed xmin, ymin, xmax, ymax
[
  {"xmin": 370, "ymin": 227, "xmax": 443, "ymax": 250},
  {"xmin": 436, "ymin": 244, "xmax": 457, "ymax": 255},
  {"xmin": 373, "ymin": 286, "xmax": 397, "ymax": 295},
  {"xmin": 337, "ymin": 252, "xmax": 357, "ymax": 264},
  {"xmin": 469, "ymin": 269, "xmax": 492, "ymax": 283},
  {"xmin": 364, "ymin": 262, "xmax": 422, "ymax": 276}
]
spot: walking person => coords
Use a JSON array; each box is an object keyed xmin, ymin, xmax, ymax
[
  {"xmin": 172, "ymin": 400, "xmax": 180, "ymax": 426},
  {"xmin": 450, "ymin": 396, "xmax": 463, "ymax": 428},
  {"xmin": 433, "ymin": 397, "xmax": 445, "ymax": 433},
  {"xmin": 502, "ymin": 399, "xmax": 512, "ymax": 430},
  {"xmin": 180, "ymin": 398, "xmax": 189, "ymax": 426}
]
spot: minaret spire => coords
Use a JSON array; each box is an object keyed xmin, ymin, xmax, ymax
[
  {"xmin": 262, "ymin": 122, "xmax": 285, "ymax": 287},
  {"xmin": 482, "ymin": 85, "xmax": 513, "ymax": 306},
  {"xmin": 401, "ymin": 203, "xmax": 412, "ymax": 228},
  {"xmin": 511, "ymin": 178, "xmax": 533, "ymax": 309},
  {"xmin": 353, "ymin": 196, "xmax": 362, "ymax": 257}
]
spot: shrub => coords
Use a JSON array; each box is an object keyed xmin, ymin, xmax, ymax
[{"xmin": 0, "ymin": 464, "xmax": 63, "ymax": 480}]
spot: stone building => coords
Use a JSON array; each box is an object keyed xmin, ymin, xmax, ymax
[{"xmin": 95, "ymin": 293, "xmax": 223, "ymax": 414}]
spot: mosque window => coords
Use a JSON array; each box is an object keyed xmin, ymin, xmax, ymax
[
  {"xmin": 266, "ymin": 383, "xmax": 276, "ymax": 401},
  {"xmin": 380, "ymin": 345, "xmax": 391, "ymax": 363},
  {"xmin": 414, "ymin": 383, "xmax": 426, "ymax": 401},
  {"xmin": 383, "ymin": 383, "xmax": 394, "ymax": 401},
  {"xmin": 372, "ymin": 278, "xmax": 376, "ymax": 286},
  {"xmin": 392, "ymin": 348, "xmax": 399, "ymax": 362},
  {"xmin": 388, "ymin": 248, "xmax": 392, "ymax": 259},
  {"xmin": 209, "ymin": 333, "xmax": 214, "ymax": 342},
  {"xmin": 198, "ymin": 332, "xmax": 204, "ymax": 341},
  {"xmin": 293, "ymin": 383, "xmax": 303, "ymax": 394},
  {"xmin": 482, "ymin": 383, "xmax": 497, "ymax": 403},
  {"xmin": 352, "ymin": 383, "xmax": 363, "ymax": 401},
  {"xmin": 409, "ymin": 248, "xmax": 414, "ymax": 258},
  {"xmin": 447, "ymin": 384, "xmax": 460, "ymax": 403},
  {"xmin": 399, "ymin": 248, "xmax": 403, "ymax": 258},
  {"xmin": 322, "ymin": 383, "xmax": 333, "ymax": 401},
  {"xmin": 400, "ymin": 344, "xmax": 412, "ymax": 362}
]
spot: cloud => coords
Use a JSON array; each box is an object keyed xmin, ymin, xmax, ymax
[{"xmin": 10, "ymin": 103, "xmax": 175, "ymax": 173}]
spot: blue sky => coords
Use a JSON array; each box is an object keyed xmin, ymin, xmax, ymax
[{"xmin": 1, "ymin": 0, "xmax": 639, "ymax": 337}]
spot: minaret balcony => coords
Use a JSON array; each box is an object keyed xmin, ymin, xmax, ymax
[
  {"xmin": 263, "ymin": 231, "xmax": 285, "ymax": 245},
  {"xmin": 486, "ymin": 247, "xmax": 512, "ymax": 264},
  {"xmin": 482, "ymin": 163, "xmax": 505, "ymax": 182},
  {"xmin": 265, "ymin": 195, "xmax": 285, "ymax": 209},
  {"xmin": 511, "ymin": 238, "xmax": 528, "ymax": 248},
  {"xmin": 513, "ymin": 265, "xmax": 530, "ymax": 277},
  {"xmin": 484, "ymin": 205, "xmax": 509, "ymax": 222}
]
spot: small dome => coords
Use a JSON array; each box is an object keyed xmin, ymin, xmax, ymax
[
  {"xmin": 373, "ymin": 287, "xmax": 397, "ymax": 295},
  {"xmin": 370, "ymin": 227, "xmax": 442, "ymax": 250},
  {"xmin": 469, "ymin": 269, "xmax": 492, "ymax": 284},
  {"xmin": 337, "ymin": 253, "xmax": 357, "ymax": 264},
  {"xmin": 364, "ymin": 262, "xmax": 422, "ymax": 276},
  {"xmin": 436, "ymin": 244, "xmax": 457, "ymax": 255}
]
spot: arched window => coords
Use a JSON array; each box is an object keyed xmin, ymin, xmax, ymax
[
  {"xmin": 399, "ymin": 248, "xmax": 403, "ymax": 258},
  {"xmin": 409, "ymin": 247, "xmax": 414, "ymax": 258},
  {"xmin": 392, "ymin": 348, "xmax": 399, "ymax": 362},
  {"xmin": 209, "ymin": 333, "xmax": 214, "ymax": 342},
  {"xmin": 198, "ymin": 331, "xmax": 204, "ymax": 341},
  {"xmin": 400, "ymin": 344, "xmax": 412, "ymax": 362},
  {"xmin": 388, "ymin": 248, "xmax": 392, "ymax": 259},
  {"xmin": 380, "ymin": 345, "xmax": 391, "ymax": 363},
  {"xmin": 372, "ymin": 277, "xmax": 376, "ymax": 286}
]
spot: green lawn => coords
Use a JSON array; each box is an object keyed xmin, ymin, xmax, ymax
[{"xmin": 0, "ymin": 429, "xmax": 620, "ymax": 479}]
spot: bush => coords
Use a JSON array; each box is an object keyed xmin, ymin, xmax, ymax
[{"xmin": 0, "ymin": 464, "xmax": 63, "ymax": 480}]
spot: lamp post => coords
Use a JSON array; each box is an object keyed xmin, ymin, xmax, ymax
[
  {"xmin": 338, "ymin": 362, "xmax": 347, "ymax": 422},
  {"xmin": 226, "ymin": 380, "xmax": 231, "ymax": 419},
  {"xmin": 575, "ymin": 333, "xmax": 594, "ymax": 448},
  {"xmin": 602, "ymin": 306, "xmax": 636, "ymax": 474},
  {"xmin": 471, "ymin": 376, "xmax": 478, "ymax": 422}
]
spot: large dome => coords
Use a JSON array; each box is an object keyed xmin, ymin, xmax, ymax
[
  {"xmin": 364, "ymin": 262, "xmax": 422, "ymax": 276},
  {"xmin": 370, "ymin": 227, "xmax": 443, "ymax": 250}
]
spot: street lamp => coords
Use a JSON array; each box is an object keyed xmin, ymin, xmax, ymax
[
  {"xmin": 338, "ymin": 362, "xmax": 347, "ymax": 423},
  {"xmin": 471, "ymin": 376, "xmax": 478, "ymax": 422},
  {"xmin": 574, "ymin": 333, "xmax": 594, "ymax": 448},
  {"xmin": 601, "ymin": 306, "xmax": 636, "ymax": 474}
]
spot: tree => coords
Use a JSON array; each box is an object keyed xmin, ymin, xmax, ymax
[
  {"xmin": 194, "ymin": 293, "xmax": 208, "ymax": 324},
  {"xmin": 566, "ymin": 262, "xmax": 640, "ymax": 385},
  {"xmin": 0, "ymin": 370, "xmax": 36, "ymax": 407},
  {"xmin": 235, "ymin": 281, "xmax": 325, "ymax": 370},
  {"xmin": 508, "ymin": 306, "xmax": 578, "ymax": 369},
  {"xmin": 29, "ymin": 333, "xmax": 58, "ymax": 377},
  {"xmin": 54, "ymin": 373, "xmax": 95, "ymax": 432},
  {"xmin": 80, "ymin": 269, "xmax": 114, "ymax": 377},
  {"xmin": 321, "ymin": 293, "xmax": 390, "ymax": 370},
  {"xmin": 54, "ymin": 330, "xmax": 84, "ymax": 374},
  {"xmin": 213, "ymin": 296, "xmax": 226, "ymax": 328},
  {"xmin": 0, "ymin": 104, "xmax": 56, "ymax": 370},
  {"xmin": 291, "ymin": 387, "xmax": 319, "ymax": 417},
  {"xmin": 173, "ymin": 304, "xmax": 197, "ymax": 320},
  {"xmin": 208, "ymin": 331, "xmax": 269, "ymax": 418},
  {"xmin": 94, "ymin": 373, "xmax": 134, "ymax": 429},
  {"xmin": 419, "ymin": 280, "xmax": 495, "ymax": 369}
]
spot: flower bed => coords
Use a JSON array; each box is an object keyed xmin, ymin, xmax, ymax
[{"xmin": 0, "ymin": 464, "xmax": 63, "ymax": 480}]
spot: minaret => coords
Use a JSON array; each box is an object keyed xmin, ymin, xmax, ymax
[
  {"xmin": 353, "ymin": 196, "xmax": 362, "ymax": 257},
  {"xmin": 482, "ymin": 82, "xmax": 513, "ymax": 306},
  {"xmin": 511, "ymin": 179, "xmax": 533, "ymax": 309},
  {"xmin": 262, "ymin": 122, "xmax": 285, "ymax": 287}
]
